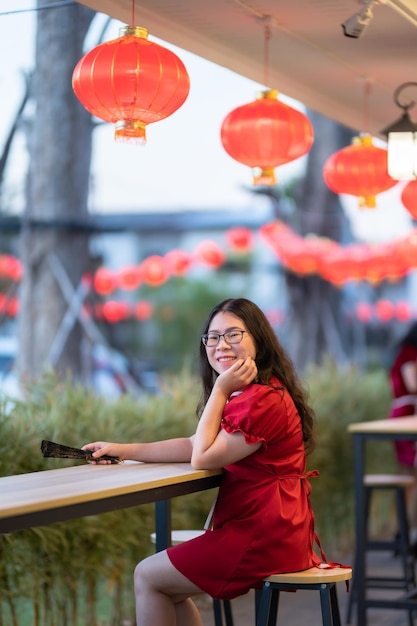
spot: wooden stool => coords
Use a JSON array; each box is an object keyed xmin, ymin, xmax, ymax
[
  {"xmin": 150, "ymin": 530, "xmax": 234, "ymax": 626},
  {"xmin": 346, "ymin": 474, "xmax": 416, "ymax": 625},
  {"xmin": 255, "ymin": 566, "xmax": 352, "ymax": 626}
]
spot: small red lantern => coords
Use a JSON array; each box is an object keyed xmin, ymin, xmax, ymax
[
  {"xmin": 220, "ymin": 90, "xmax": 314, "ymax": 185},
  {"xmin": 356, "ymin": 302, "xmax": 372, "ymax": 323},
  {"xmin": 396, "ymin": 301, "xmax": 412, "ymax": 322},
  {"xmin": 194, "ymin": 240, "xmax": 225, "ymax": 268},
  {"xmin": 118, "ymin": 266, "xmax": 143, "ymax": 291},
  {"xmin": 134, "ymin": 300, "xmax": 153, "ymax": 321},
  {"xmin": 141, "ymin": 256, "xmax": 169, "ymax": 286},
  {"xmin": 0, "ymin": 255, "xmax": 22, "ymax": 282},
  {"xmin": 164, "ymin": 249, "xmax": 193, "ymax": 276},
  {"xmin": 375, "ymin": 299, "xmax": 395, "ymax": 322},
  {"xmin": 94, "ymin": 268, "xmax": 117, "ymax": 296},
  {"xmin": 102, "ymin": 300, "xmax": 131, "ymax": 323},
  {"xmin": 323, "ymin": 135, "xmax": 398, "ymax": 209},
  {"xmin": 226, "ymin": 227, "xmax": 253, "ymax": 254},
  {"xmin": 72, "ymin": 26, "xmax": 190, "ymax": 143},
  {"xmin": 401, "ymin": 180, "xmax": 417, "ymax": 219}
]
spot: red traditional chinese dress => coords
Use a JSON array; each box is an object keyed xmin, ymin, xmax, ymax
[{"xmin": 167, "ymin": 377, "xmax": 320, "ymax": 600}]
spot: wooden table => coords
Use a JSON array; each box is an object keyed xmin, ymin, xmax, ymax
[
  {"xmin": 0, "ymin": 461, "xmax": 223, "ymax": 551},
  {"xmin": 348, "ymin": 416, "xmax": 417, "ymax": 626}
]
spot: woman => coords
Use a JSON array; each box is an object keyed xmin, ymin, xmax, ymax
[
  {"xmin": 389, "ymin": 322, "xmax": 417, "ymax": 545},
  {"xmin": 83, "ymin": 298, "xmax": 321, "ymax": 626}
]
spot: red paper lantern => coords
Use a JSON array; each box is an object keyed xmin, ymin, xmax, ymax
[
  {"xmin": 356, "ymin": 303, "xmax": 372, "ymax": 323},
  {"xmin": 164, "ymin": 249, "xmax": 193, "ymax": 276},
  {"xmin": 401, "ymin": 180, "xmax": 417, "ymax": 219},
  {"xmin": 226, "ymin": 227, "xmax": 253, "ymax": 254},
  {"xmin": 134, "ymin": 300, "xmax": 153, "ymax": 321},
  {"xmin": 118, "ymin": 266, "xmax": 142, "ymax": 291},
  {"xmin": 375, "ymin": 299, "xmax": 395, "ymax": 322},
  {"xmin": 94, "ymin": 268, "xmax": 117, "ymax": 296},
  {"xmin": 194, "ymin": 240, "xmax": 225, "ymax": 268},
  {"xmin": 396, "ymin": 301, "xmax": 412, "ymax": 322},
  {"xmin": 72, "ymin": 26, "xmax": 190, "ymax": 143},
  {"xmin": 102, "ymin": 300, "xmax": 131, "ymax": 323},
  {"xmin": 323, "ymin": 135, "xmax": 398, "ymax": 209},
  {"xmin": 0, "ymin": 255, "xmax": 22, "ymax": 282},
  {"xmin": 220, "ymin": 90, "xmax": 314, "ymax": 185},
  {"xmin": 141, "ymin": 255, "xmax": 169, "ymax": 286}
]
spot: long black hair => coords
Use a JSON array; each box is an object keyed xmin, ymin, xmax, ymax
[{"xmin": 196, "ymin": 298, "xmax": 316, "ymax": 455}]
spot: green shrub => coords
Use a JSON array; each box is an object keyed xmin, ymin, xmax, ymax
[
  {"xmin": 0, "ymin": 371, "xmax": 212, "ymax": 626},
  {"xmin": 306, "ymin": 358, "xmax": 394, "ymax": 556}
]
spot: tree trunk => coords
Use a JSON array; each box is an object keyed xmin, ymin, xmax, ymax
[
  {"xmin": 278, "ymin": 111, "xmax": 356, "ymax": 371},
  {"xmin": 18, "ymin": 1, "xmax": 95, "ymax": 380},
  {"xmin": 286, "ymin": 110, "xmax": 355, "ymax": 370}
]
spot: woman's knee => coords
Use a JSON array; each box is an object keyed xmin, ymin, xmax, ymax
[{"xmin": 134, "ymin": 554, "xmax": 157, "ymax": 594}]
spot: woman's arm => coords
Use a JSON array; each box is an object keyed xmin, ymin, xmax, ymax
[
  {"xmin": 82, "ymin": 437, "xmax": 194, "ymax": 464},
  {"xmin": 191, "ymin": 357, "xmax": 261, "ymax": 470}
]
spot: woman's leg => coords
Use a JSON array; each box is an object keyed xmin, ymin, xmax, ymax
[{"xmin": 134, "ymin": 550, "xmax": 205, "ymax": 626}]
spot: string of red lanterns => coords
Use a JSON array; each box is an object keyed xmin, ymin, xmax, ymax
[
  {"xmin": 3, "ymin": 216, "xmax": 417, "ymax": 294},
  {"xmin": 0, "ymin": 292, "xmax": 412, "ymax": 325},
  {"xmin": 259, "ymin": 221, "xmax": 417, "ymax": 285}
]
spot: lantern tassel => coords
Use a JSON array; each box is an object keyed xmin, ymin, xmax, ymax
[
  {"xmin": 115, "ymin": 120, "xmax": 147, "ymax": 144},
  {"xmin": 359, "ymin": 195, "xmax": 377, "ymax": 209},
  {"xmin": 253, "ymin": 167, "xmax": 276, "ymax": 186}
]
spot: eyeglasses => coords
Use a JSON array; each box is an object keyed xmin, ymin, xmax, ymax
[{"xmin": 201, "ymin": 329, "xmax": 249, "ymax": 347}]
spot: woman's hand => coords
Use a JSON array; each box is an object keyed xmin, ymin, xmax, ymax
[
  {"xmin": 82, "ymin": 441, "xmax": 125, "ymax": 464},
  {"xmin": 215, "ymin": 356, "xmax": 258, "ymax": 397}
]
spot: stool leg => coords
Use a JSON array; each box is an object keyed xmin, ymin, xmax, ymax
[
  {"xmin": 319, "ymin": 583, "xmax": 336, "ymax": 626},
  {"xmin": 396, "ymin": 487, "xmax": 416, "ymax": 587},
  {"xmin": 223, "ymin": 599, "xmax": 234, "ymax": 626},
  {"xmin": 255, "ymin": 583, "xmax": 272, "ymax": 626},
  {"xmin": 267, "ymin": 589, "xmax": 279, "ymax": 626},
  {"xmin": 396, "ymin": 487, "xmax": 415, "ymax": 626},
  {"xmin": 329, "ymin": 583, "xmax": 342, "ymax": 626},
  {"xmin": 213, "ymin": 598, "xmax": 224, "ymax": 626},
  {"xmin": 345, "ymin": 551, "xmax": 358, "ymax": 623},
  {"xmin": 346, "ymin": 486, "xmax": 371, "ymax": 623}
]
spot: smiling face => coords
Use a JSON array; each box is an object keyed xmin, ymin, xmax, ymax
[{"xmin": 205, "ymin": 311, "xmax": 257, "ymax": 375}]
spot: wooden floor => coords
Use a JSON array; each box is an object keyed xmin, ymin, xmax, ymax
[{"xmin": 197, "ymin": 551, "xmax": 415, "ymax": 626}]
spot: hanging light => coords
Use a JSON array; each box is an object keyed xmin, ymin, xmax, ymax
[
  {"xmin": 381, "ymin": 82, "xmax": 417, "ymax": 180},
  {"xmin": 220, "ymin": 18, "xmax": 313, "ymax": 186},
  {"xmin": 323, "ymin": 134, "xmax": 398, "ymax": 209},
  {"xmin": 72, "ymin": 3, "xmax": 190, "ymax": 143}
]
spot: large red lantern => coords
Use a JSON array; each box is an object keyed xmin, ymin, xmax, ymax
[
  {"xmin": 220, "ymin": 90, "xmax": 314, "ymax": 185},
  {"xmin": 72, "ymin": 26, "xmax": 190, "ymax": 143},
  {"xmin": 323, "ymin": 135, "xmax": 398, "ymax": 209},
  {"xmin": 401, "ymin": 180, "xmax": 417, "ymax": 219}
]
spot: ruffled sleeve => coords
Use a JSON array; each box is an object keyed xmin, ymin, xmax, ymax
[{"xmin": 221, "ymin": 381, "xmax": 289, "ymax": 448}]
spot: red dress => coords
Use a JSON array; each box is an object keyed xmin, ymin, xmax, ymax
[
  {"xmin": 167, "ymin": 378, "xmax": 320, "ymax": 600},
  {"xmin": 389, "ymin": 345, "xmax": 417, "ymax": 467}
]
